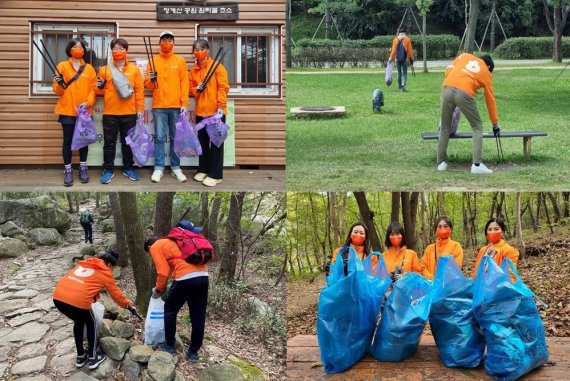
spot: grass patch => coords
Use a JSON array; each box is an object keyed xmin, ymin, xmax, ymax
[{"xmin": 286, "ymin": 67, "xmax": 570, "ymax": 191}]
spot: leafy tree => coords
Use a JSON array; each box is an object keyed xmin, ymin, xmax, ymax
[
  {"xmin": 416, "ymin": 0, "xmax": 435, "ymax": 72},
  {"xmin": 543, "ymin": 0, "xmax": 570, "ymax": 61}
]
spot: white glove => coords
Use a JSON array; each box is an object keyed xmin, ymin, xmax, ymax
[
  {"xmin": 180, "ymin": 107, "xmax": 188, "ymax": 114},
  {"xmin": 152, "ymin": 287, "xmax": 162, "ymax": 299},
  {"xmin": 78, "ymin": 103, "xmax": 88, "ymax": 110},
  {"xmin": 137, "ymin": 111, "xmax": 144, "ymax": 120},
  {"xmin": 216, "ymin": 108, "xmax": 224, "ymax": 118}
]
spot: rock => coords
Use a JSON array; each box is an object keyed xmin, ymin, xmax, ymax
[
  {"xmin": 15, "ymin": 376, "xmax": 54, "ymax": 381},
  {"xmin": 4, "ymin": 322, "xmax": 49, "ymax": 343},
  {"xmin": 100, "ymin": 319, "xmax": 113, "ymax": 338},
  {"xmin": 45, "ymin": 326, "xmax": 72, "ymax": 343},
  {"xmin": 90, "ymin": 357, "xmax": 117, "ymax": 379},
  {"xmin": 0, "ymin": 299, "xmax": 24, "ymax": 314},
  {"xmin": 174, "ymin": 371, "xmax": 184, "ymax": 381},
  {"xmin": 111, "ymin": 320, "xmax": 135, "ymax": 339},
  {"xmin": 121, "ymin": 353, "xmax": 141, "ymax": 381},
  {"xmin": 105, "ymin": 235, "xmax": 117, "ymax": 252},
  {"xmin": 129, "ymin": 344, "xmax": 154, "ymax": 363},
  {"xmin": 248, "ymin": 296, "xmax": 271, "ymax": 317},
  {"xmin": 204, "ymin": 344, "xmax": 226, "ymax": 362},
  {"xmin": 8, "ymin": 311, "xmax": 45, "ymax": 327},
  {"xmin": 28, "ymin": 228, "xmax": 62, "ymax": 245},
  {"xmin": 50, "ymin": 353, "xmax": 77, "ymax": 377},
  {"xmin": 0, "ymin": 195, "xmax": 71, "ymax": 233},
  {"xmin": 0, "ymin": 346, "xmax": 10, "ymax": 360},
  {"xmin": 0, "ymin": 236, "xmax": 28, "ymax": 258},
  {"xmin": 113, "ymin": 266, "xmax": 121, "ymax": 279},
  {"xmin": 11, "ymin": 355, "xmax": 47, "ymax": 375},
  {"xmin": 34, "ymin": 298, "xmax": 55, "ymax": 312},
  {"xmin": 68, "ymin": 372, "xmax": 99, "ymax": 381},
  {"xmin": 99, "ymin": 337, "xmax": 131, "ymax": 361},
  {"xmin": 147, "ymin": 350, "xmax": 176, "ymax": 381},
  {"xmin": 15, "ymin": 343, "xmax": 46, "ymax": 360},
  {"xmin": 1, "ymin": 220, "xmax": 26, "ymax": 237},
  {"xmin": 80, "ymin": 245, "xmax": 96, "ymax": 258},
  {"xmin": 0, "ymin": 363, "xmax": 7, "ymax": 378},
  {"xmin": 198, "ymin": 364, "xmax": 247, "ymax": 381},
  {"xmin": 101, "ymin": 219, "xmax": 115, "ymax": 233},
  {"xmin": 175, "ymin": 334, "xmax": 184, "ymax": 352},
  {"xmin": 12, "ymin": 289, "xmax": 40, "ymax": 299},
  {"xmin": 228, "ymin": 355, "xmax": 266, "ymax": 381},
  {"xmin": 54, "ymin": 337, "xmax": 76, "ymax": 357},
  {"xmin": 39, "ymin": 311, "xmax": 60, "ymax": 324},
  {"xmin": 5, "ymin": 306, "xmax": 41, "ymax": 318},
  {"xmin": 98, "ymin": 203, "xmax": 112, "ymax": 219},
  {"xmin": 100, "ymin": 294, "xmax": 129, "ymax": 320}
]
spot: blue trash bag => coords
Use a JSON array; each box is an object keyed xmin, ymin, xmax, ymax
[
  {"xmin": 370, "ymin": 272, "xmax": 432, "ymax": 362},
  {"xmin": 317, "ymin": 248, "xmax": 385, "ymax": 373},
  {"xmin": 473, "ymin": 256, "xmax": 549, "ymax": 381},
  {"xmin": 363, "ymin": 252, "xmax": 391, "ymax": 281},
  {"xmin": 429, "ymin": 256, "xmax": 485, "ymax": 368}
]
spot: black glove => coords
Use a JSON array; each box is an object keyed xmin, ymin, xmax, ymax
[
  {"xmin": 126, "ymin": 305, "xmax": 138, "ymax": 315},
  {"xmin": 410, "ymin": 59, "xmax": 414, "ymax": 66},
  {"xmin": 54, "ymin": 73, "xmax": 66, "ymax": 88},
  {"xmin": 492, "ymin": 124, "xmax": 500, "ymax": 137},
  {"xmin": 149, "ymin": 71, "xmax": 157, "ymax": 81},
  {"xmin": 96, "ymin": 78, "xmax": 106, "ymax": 89}
]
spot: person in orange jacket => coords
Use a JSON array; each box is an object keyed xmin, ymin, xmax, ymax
[
  {"xmin": 189, "ymin": 39, "xmax": 230, "ymax": 187},
  {"xmin": 53, "ymin": 251, "xmax": 138, "ymax": 370},
  {"xmin": 382, "ymin": 221, "xmax": 422, "ymax": 282},
  {"xmin": 388, "ymin": 27, "xmax": 414, "ymax": 92},
  {"xmin": 144, "ymin": 31, "xmax": 189, "ymax": 183},
  {"xmin": 96, "ymin": 38, "xmax": 144, "ymax": 184},
  {"xmin": 52, "ymin": 37, "xmax": 96, "ymax": 187},
  {"xmin": 420, "ymin": 216, "xmax": 464, "ymax": 280},
  {"xmin": 473, "ymin": 217, "xmax": 520, "ymax": 282},
  {"xmin": 328, "ymin": 222, "xmax": 378, "ymax": 275},
  {"xmin": 437, "ymin": 53, "xmax": 498, "ymax": 174},
  {"xmin": 147, "ymin": 220, "xmax": 209, "ymax": 361}
]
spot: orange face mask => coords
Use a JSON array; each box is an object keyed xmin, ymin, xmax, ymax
[
  {"xmin": 389, "ymin": 235, "xmax": 402, "ymax": 247},
  {"xmin": 160, "ymin": 42, "xmax": 173, "ymax": 54},
  {"xmin": 487, "ymin": 231, "xmax": 503, "ymax": 244},
  {"xmin": 112, "ymin": 51, "xmax": 127, "ymax": 62},
  {"xmin": 436, "ymin": 227, "xmax": 451, "ymax": 240},
  {"xmin": 70, "ymin": 47, "xmax": 84, "ymax": 59},
  {"xmin": 351, "ymin": 234, "xmax": 365, "ymax": 246},
  {"xmin": 194, "ymin": 50, "xmax": 208, "ymax": 62}
]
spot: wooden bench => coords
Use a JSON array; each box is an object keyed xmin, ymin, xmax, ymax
[{"xmin": 421, "ymin": 131, "xmax": 548, "ymax": 158}]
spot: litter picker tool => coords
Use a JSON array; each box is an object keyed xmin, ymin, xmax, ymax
[
  {"xmin": 410, "ymin": 60, "xmax": 415, "ymax": 77},
  {"xmin": 200, "ymin": 47, "xmax": 227, "ymax": 92},
  {"xmin": 494, "ymin": 130, "xmax": 505, "ymax": 164},
  {"xmin": 32, "ymin": 39, "xmax": 65, "ymax": 88},
  {"xmin": 554, "ymin": 61, "xmax": 570, "ymax": 81},
  {"xmin": 143, "ymin": 36, "xmax": 158, "ymax": 88}
]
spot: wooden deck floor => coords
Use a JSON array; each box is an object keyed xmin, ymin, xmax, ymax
[{"xmin": 287, "ymin": 335, "xmax": 570, "ymax": 380}]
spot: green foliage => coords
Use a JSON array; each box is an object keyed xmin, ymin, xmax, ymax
[
  {"xmin": 495, "ymin": 37, "xmax": 570, "ymax": 59},
  {"xmin": 416, "ymin": 0, "xmax": 435, "ymax": 15},
  {"xmin": 207, "ymin": 279, "xmax": 253, "ymax": 320},
  {"xmin": 236, "ymin": 308, "xmax": 286, "ymax": 354}
]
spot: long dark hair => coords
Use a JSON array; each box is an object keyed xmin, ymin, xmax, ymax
[
  {"xmin": 433, "ymin": 216, "xmax": 453, "ymax": 232},
  {"xmin": 384, "ymin": 221, "xmax": 406, "ymax": 248},
  {"xmin": 99, "ymin": 251, "xmax": 119, "ymax": 266},
  {"xmin": 485, "ymin": 217, "xmax": 507, "ymax": 235},
  {"xmin": 341, "ymin": 222, "xmax": 371, "ymax": 255}
]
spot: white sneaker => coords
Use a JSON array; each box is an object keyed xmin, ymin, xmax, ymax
[
  {"xmin": 437, "ymin": 161, "xmax": 448, "ymax": 171},
  {"xmin": 471, "ymin": 163, "xmax": 493, "ymax": 174},
  {"xmin": 193, "ymin": 172, "xmax": 207, "ymax": 182},
  {"xmin": 171, "ymin": 168, "xmax": 187, "ymax": 182},
  {"xmin": 151, "ymin": 169, "xmax": 163, "ymax": 183},
  {"xmin": 202, "ymin": 177, "xmax": 223, "ymax": 187}
]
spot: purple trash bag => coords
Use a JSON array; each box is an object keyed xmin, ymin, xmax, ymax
[
  {"xmin": 450, "ymin": 107, "xmax": 461, "ymax": 136},
  {"xmin": 126, "ymin": 118, "xmax": 154, "ymax": 167},
  {"xmin": 195, "ymin": 114, "xmax": 230, "ymax": 148},
  {"xmin": 174, "ymin": 112, "xmax": 202, "ymax": 157},
  {"xmin": 385, "ymin": 61, "xmax": 393, "ymax": 86},
  {"xmin": 71, "ymin": 107, "xmax": 98, "ymax": 151}
]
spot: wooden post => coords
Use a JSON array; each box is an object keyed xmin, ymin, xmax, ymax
[{"xmin": 523, "ymin": 136, "xmax": 532, "ymax": 158}]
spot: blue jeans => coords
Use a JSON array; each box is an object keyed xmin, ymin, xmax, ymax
[
  {"xmin": 153, "ymin": 108, "xmax": 181, "ymax": 170},
  {"xmin": 397, "ymin": 61, "xmax": 408, "ymax": 89}
]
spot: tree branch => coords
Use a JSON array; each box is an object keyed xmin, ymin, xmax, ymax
[{"xmin": 543, "ymin": 0, "xmax": 555, "ymax": 33}]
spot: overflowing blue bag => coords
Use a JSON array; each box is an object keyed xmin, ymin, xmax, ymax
[
  {"xmin": 317, "ymin": 248, "xmax": 385, "ymax": 373},
  {"xmin": 429, "ymin": 256, "xmax": 484, "ymax": 367},
  {"xmin": 370, "ymin": 272, "xmax": 432, "ymax": 362},
  {"xmin": 473, "ymin": 257, "xmax": 548, "ymax": 381}
]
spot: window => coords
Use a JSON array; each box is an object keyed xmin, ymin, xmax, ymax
[
  {"xmin": 198, "ymin": 25, "xmax": 282, "ymax": 97},
  {"xmin": 30, "ymin": 22, "xmax": 116, "ymax": 96}
]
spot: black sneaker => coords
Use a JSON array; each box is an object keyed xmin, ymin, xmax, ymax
[
  {"xmin": 88, "ymin": 353, "xmax": 106, "ymax": 370},
  {"xmin": 186, "ymin": 348, "xmax": 199, "ymax": 361},
  {"xmin": 76, "ymin": 353, "xmax": 88, "ymax": 368}
]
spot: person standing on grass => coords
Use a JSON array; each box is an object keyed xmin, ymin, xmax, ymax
[
  {"xmin": 388, "ymin": 27, "xmax": 414, "ymax": 92},
  {"xmin": 473, "ymin": 217, "xmax": 519, "ymax": 282},
  {"xmin": 80, "ymin": 208, "xmax": 94, "ymax": 244},
  {"xmin": 437, "ymin": 53, "xmax": 498, "ymax": 174},
  {"xmin": 420, "ymin": 216, "xmax": 464, "ymax": 280}
]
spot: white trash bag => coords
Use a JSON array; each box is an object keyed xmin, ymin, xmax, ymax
[
  {"xmin": 144, "ymin": 296, "xmax": 165, "ymax": 345},
  {"xmin": 84, "ymin": 301, "xmax": 105, "ymax": 340}
]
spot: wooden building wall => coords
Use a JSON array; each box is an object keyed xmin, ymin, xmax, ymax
[{"xmin": 0, "ymin": 0, "xmax": 286, "ymax": 166}]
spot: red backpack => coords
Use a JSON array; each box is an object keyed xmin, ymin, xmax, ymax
[{"xmin": 166, "ymin": 227, "xmax": 215, "ymax": 265}]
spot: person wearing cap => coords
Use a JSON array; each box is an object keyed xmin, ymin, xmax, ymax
[
  {"xmin": 53, "ymin": 251, "xmax": 138, "ymax": 370},
  {"xmin": 144, "ymin": 31, "xmax": 189, "ymax": 183},
  {"xmin": 146, "ymin": 220, "xmax": 209, "ymax": 360},
  {"xmin": 189, "ymin": 39, "xmax": 230, "ymax": 187}
]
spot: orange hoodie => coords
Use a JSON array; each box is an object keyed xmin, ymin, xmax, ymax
[
  {"xmin": 189, "ymin": 57, "xmax": 230, "ymax": 117},
  {"xmin": 389, "ymin": 36, "xmax": 414, "ymax": 62},
  {"xmin": 144, "ymin": 51, "xmax": 189, "ymax": 109},
  {"xmin": 421, "ymin": 238, "xmax": 464, "ymax": 280},
  {"xmin": 473, "ymin": 239, "xmax": 520, "ymax": 282},
  {"xmin": 53, "ymin": 258, "xmax": 131, "ymax": 309},
  {"xmin": 95, "ymin": 60, "xmax": 144, "ymax": 115},
  {"xmin": 53, "ymin": 58, "xmax": 96, "ymax": 116},
  {"xmin": 382, "ymin": 246, "xmax": 422, "ymax": 275},
  {"xmin": 149, "ymin": 238, "xmax": 208, "ymax": 292},
  {"xmin": 443, "ymin": 53, "xmax": 498, "ymax": 124}
]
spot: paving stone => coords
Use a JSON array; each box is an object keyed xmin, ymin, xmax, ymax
[
  {"xmin": 50, "ymin": 352, "xmax": 77, "ymax": 377},
  {"xmin": 34, "ymin": 298, "xmax": 55, "ymax": 311},
  {"xmin": 12, "ymin": 289, "xmax": 40, "ymax": 299},
  {"xmin": 16, "ymin": 376, "xmax": 54, "ymax": 381},
  {"xmin": 8, "ymin": 311, "xmax": 45, "ymax": 327},
  {"xmin": 5, "ymin": 306, "xmax": 42, "ymax": 318},
  {"xmin": 39, "ymin": 311, "xmax": 60, "ymax": 324},
  {"xmin": 67, "ymin": 372, "xmax": 99, "ymax": 381},
  {"xmin": 15, "ymin": 342, "xmax": 46, "ymax": 360},
  {"xmin": 44, "ymin": 326, "xmax": 71, "ymax": 343},
  {"xmin": 3, "ymin": 322, "xmax": 50, "ymax": 344},
  {"xmin": 54, "ymin": 337, "xmax": 76, "ymax": 357},
  {"xmin": 11, "ymin": 355, "xmax": 47, "ymax": 375}
]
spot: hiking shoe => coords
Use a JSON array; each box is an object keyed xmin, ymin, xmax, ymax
[
  {"xmin": 88, "ymin": 353, "xmax": 106, "ymax": 370},
  {"xmin": 471, "ymin": 163, "xmax": 493, "ymax": 174},
  {"xmin": 122, "ymin": 168, "xmax": 140, "ymax": 181},
  {"xmin": 157, "ymin": 342, "xmax": 176, "ymax": 355},
  {"xmin": 171, "ymin": 168, "xmax": 187, "ymax": 182},
  {"xmin": 100, "ymin": 170, "xmax": 114, "ymax": 184},
  {"xmin": 401, "ymin": 86, "xmax": 407, "ymax": 92},
  {"xmin": 202, "ymin": 177, "xmax": 222, "ymax": 187},
  {"xmin": 79, "ymin": 166, "xmax": 89, "ymax": 183},
  {"xmin": 64, "ymin": 168, "xmax": 73, "ymax": 187},
  {"xmin": 186, "ymin": 348, "xmax": 199, "ymax": 361},
  {"xmin": 151, "ymin": 169, "xmax": 163, "ymax": 183},
  {"xmin": 437, "ymin": 161, "xmax": 448, "ymax": 171},
  {"xmin": 76, "ymin": 353, "xmax": 88, "ymax": 368},
  {"xmin": 193, "ymin": 172, "xmax": 207, "ymax": 182}
]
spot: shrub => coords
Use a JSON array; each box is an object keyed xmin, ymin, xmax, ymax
[
  {"xmin": 236, "ymin": 308, "xmax": 286, "ymax": 354},
  {"xmin": 494, "ymin": 37, "xmax": 570, "ymax": 59},
  {"xmin": 207, "ymin": 279, "xmax": 253, "ymax": 320}
]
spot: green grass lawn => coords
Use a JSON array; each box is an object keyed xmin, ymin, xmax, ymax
[{"xmin": 286, "ymin": 67, "xmax": 570, "ymax": 191}]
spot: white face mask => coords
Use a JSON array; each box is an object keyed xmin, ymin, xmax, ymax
[{"xmin": 398, "ymin": 33, "xmax": 406, "ymax": 39}]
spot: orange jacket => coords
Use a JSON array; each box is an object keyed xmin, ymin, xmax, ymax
[
  {"xmin": 331, "ymin": 244, "xmax": 378, "ymax": 273},
  {"xmin": 443, "ymin": 53, "xmax": 498, "ymax": 124},
  {"xmin": 382, "ymin": 246, "xmax": 422, "ymax": 275},
  {"xmin": 95, "ymin": 60, "xmax": 144, "ymax": 115},
  {"xmin": 149, "ymin": 238, "xmax": 208, "ymax": 292},
  {"xmin": 53, "ymin": 258, "xmax": 131, "ymax": 309},
  {"xmin": 473, "ymin": 239, "xmax": 520, "ymax": 282},
  {"xmin": 144, "ymin": 52, "xmax": 189, "ymax": 109},
  {"xmin": 189, "ymin": 57, "xmax": 230, "ymax": 117},
  {"xmin": 420, "ymin": 238, "xmax": 464, "ymax": 280},
  {"xmin": 53, "ymin": 58, "xmax": 96, "ymax": 116},
  {"xmin": 389, "ymin": 36, "xmax": 414, "ymax": 62}
]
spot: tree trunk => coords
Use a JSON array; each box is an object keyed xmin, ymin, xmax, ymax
[
  {"xmin": 546, "ymin": 192, "xmax": 561, "ymax": 222},
  {"xmin": 118, "ymin": 192, "xmax": 155, "ymax": 314},
  {"xmin": 325, "ymin": 7, "xmax": 330, "ymax": 40},
  {"xmin": 419, "ymin": 193, "xmax": 429, "ymax": 252},
  {"xmin": 464, "ymin": 0, "xmax": 481, "ymax": 53},
  {"xmin": 542, "ymin": 193, "xmax": 555, "ymax": 234},
  {"xmin": 401, "ymin": 192, "xmax": 419, "ymax": 251},
  {"xmin": 437, "ymin": 192, "xmax": 446, "ymax": 216},
  {"xmin": 154, "ymin": 193, "xmax": 175, "ymax": 238},
  {"xmin": 200, "ymin": 193, "xmax": 209, "ymax": 229},
  {"xmin": 74, "ymin": 194, "xmax": 79, "ymax": 213},
  {"xmin": 528, "ymin": 198, "xmax": 538, "ymax": 232},
  {"xmin": 219, "ymin": 192, "xmax": 245, "ymax": 281},
  {"xmin": 286, "ymin": 0, "xmax": 292, "ymax": 68},
  {"xmin": 515, "ymin": 192, "xmax": 525, "ymax": 258},
  {"xmin": 543, "ymin": 0, "xmax": 570, "ymax": 62},
  {"xmin": 391, "ymin": 192, "xmax": 400, "ymax": 222},
  {"xmin": 422, "ymin": 13, "xmax": 428, "ymax": 73},
  {"xmin": 66, "ymin": 194, "xmax": 74, "ymax": 213},
  {"xmin": 207, "ymin": 196, "xmax": 222, "ymax": 254},
  {"xmin": 329, "ymin": 193, "xmax": 340, "ymax": 246},
  {"xmin": 563, "ymin": 192, "xmax": 570, "ymax": 218},
  {"xmin": 490, "ymin": 0, "xmax": 496, "ymax": 51},
  {"xmin": 95, "ymin": 193, "xmax": 100, "ymax": 208},
  {"xmin": 109, "ymin": 192, "xmax": 128, "ymax": 267},
  {"xmin": 354, "ymin": 192, "xmax": 383, "ymax": 251}
]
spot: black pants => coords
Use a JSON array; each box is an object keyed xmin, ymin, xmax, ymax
[
  {"xmin": 102, "ymin": 114, "xmax": 136, "ymax": 170},
  {"xmin": 53, "ymin": 299, "xmax": 97, "ymax": 357},
  {"xmin": 81, "ymin": 222, "xmax": 93, "ymax": 243},
  {"xmin": 61, "ymin": 119, "xmax": 88, "ymax": 165},
  {"xmin": 164, "ymin": 276, "xmax": 209, "ymax": 352},
  {"xmin": 197, "ymin": 115, "xmax": 224, "ymax": 180}
]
